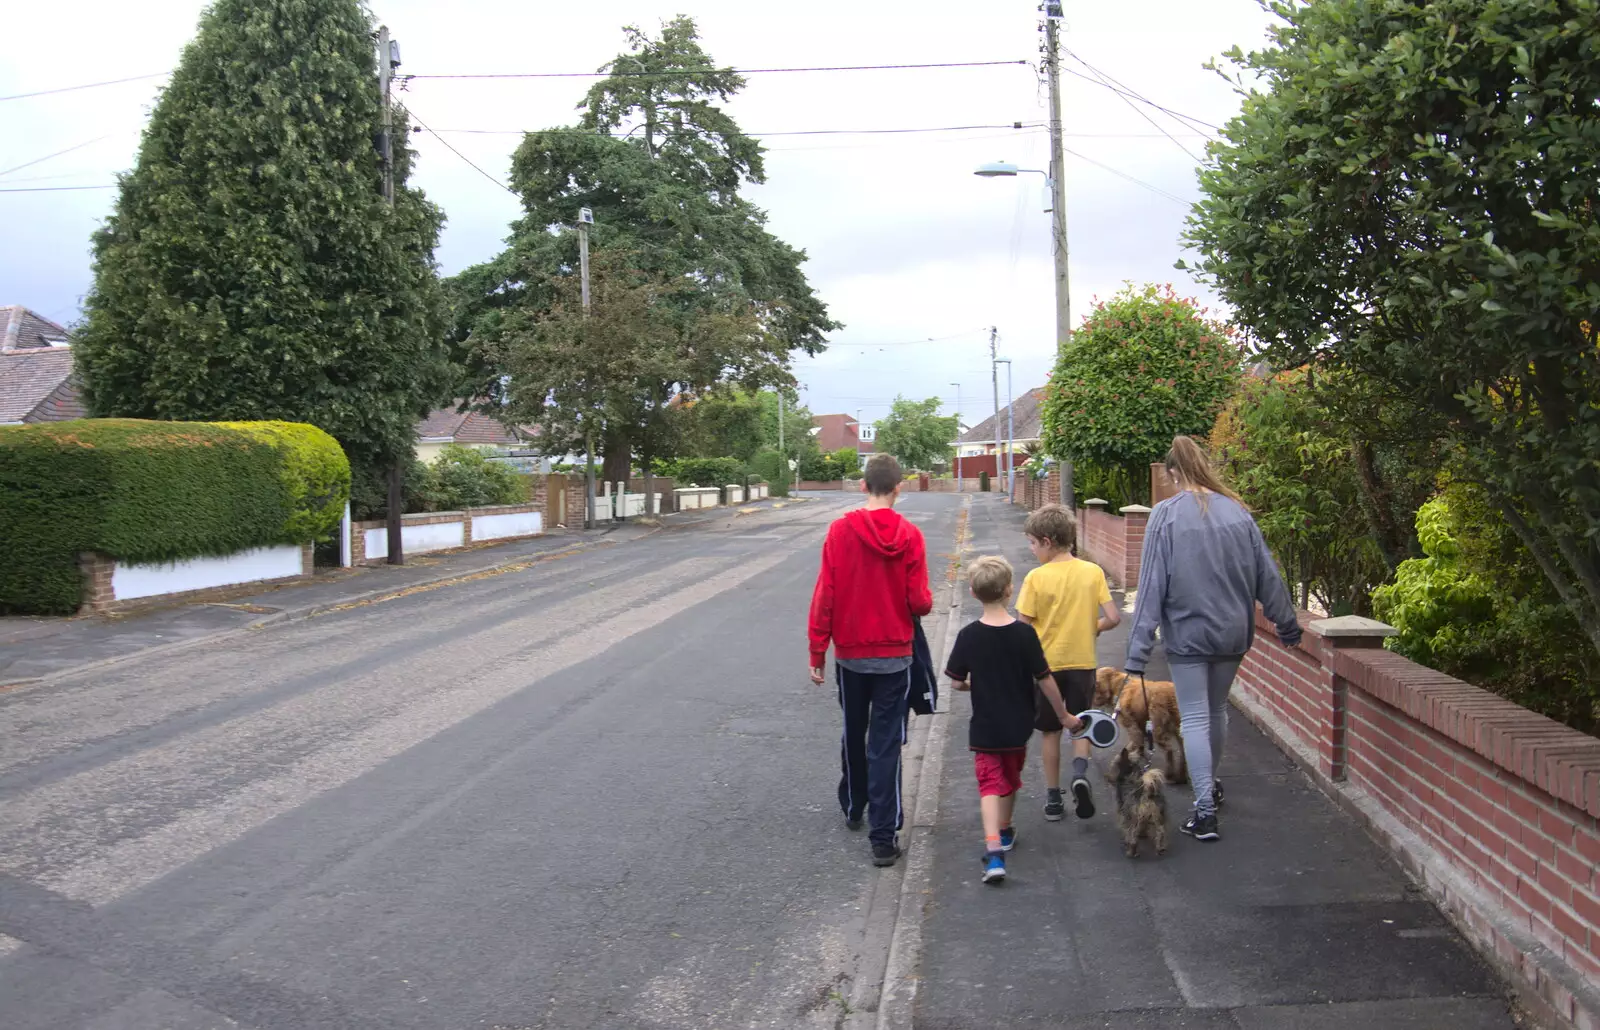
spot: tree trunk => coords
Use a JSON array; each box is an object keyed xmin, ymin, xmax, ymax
[
  {"xmin": 600, "ymin": 430, "xmax": 630, "ymax": 489},
  {"xmin": 1351, "ymin": 438, "xmax": 1412, "ymax": 569}
]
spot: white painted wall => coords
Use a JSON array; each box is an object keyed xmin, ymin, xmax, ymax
[
  {"xmin": 724, "ymin": 485, "xmax": 745, "ymax": 504},
  {"xmin": 364, "ymin": 519, "xmax": 465, "ymax": 561},
  {"xmin": 472, "ymin": 510, "xmax": 542, "ymax": 541},
  {"xmin": 112, "ymin": 545, "xmax": 302, "ymax": 601}
]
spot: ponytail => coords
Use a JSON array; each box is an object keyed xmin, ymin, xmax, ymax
[{"xmin": 1165, "ymin": 435, "xmax": 1244, "ymax": 512}]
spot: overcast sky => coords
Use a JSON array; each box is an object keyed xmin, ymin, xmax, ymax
[{"xmin": 1, "ymin": 0, "xmax": 1278, "ymax": 429}]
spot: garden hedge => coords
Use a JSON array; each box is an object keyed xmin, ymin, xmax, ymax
[{"xmin": 0, "ymin": 419, "xmax": 350, "ymax": 615}]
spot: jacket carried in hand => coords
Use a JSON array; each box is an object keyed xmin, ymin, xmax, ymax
[{"xmin": 808, "ymin": 507, "xmax": 934, "ymax": 669}]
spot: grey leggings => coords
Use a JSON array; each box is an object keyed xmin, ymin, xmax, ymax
[{"xmin": 1170, "ymin": 659, "xmax": 1242, "ymax": 818}]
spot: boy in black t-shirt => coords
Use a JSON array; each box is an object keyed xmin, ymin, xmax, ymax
[{"xmin": 946, "ymin": 555, "xmax": 1081, "ymax": 883}]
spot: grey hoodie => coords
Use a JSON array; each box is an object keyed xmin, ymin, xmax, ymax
[{"xmin": 1124, "ymin": 490, "xmax": 1301, "ymax": 673}]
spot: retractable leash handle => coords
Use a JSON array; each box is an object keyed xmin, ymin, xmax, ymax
[{"xmin": 1068, "ymin": 708, "xmax": 1121, "ymax": 749}]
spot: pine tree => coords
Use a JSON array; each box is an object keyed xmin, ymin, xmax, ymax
[{"xmin": 76, "ymin": 0, "xmax": 450, "ymax": 503}]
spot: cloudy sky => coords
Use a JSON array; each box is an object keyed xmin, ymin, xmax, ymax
[{"xmin": 1, "ymin": 0, "xmax": 1278, "ymax": 430}]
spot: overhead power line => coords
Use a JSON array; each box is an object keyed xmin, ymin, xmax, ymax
[
  {"xmin": 1057, "ymin": 63, "xmax": 1220, "ymax": 135},
  {"xmin": 402, "ymin": 60, "xmax": 1028, "ymax": 82},
  {"xmin": 404, "ymin": 107, "xmax": 517, "ymax": 195},
  {"xmin": 0, "ymin": 136, "xmax": 113, "ymax": 179},
  {"xmin": 0, "ymin": 73, "xmax": 166, "ymax": 103},
  {"xmin": 425, "ymin": 122, "xmax": 1044, "ymax": 138},
  {"xmin": 1062, "ymin": 145, "xmax": 1188, "ymax": 205},
  {"xmin": 0, "ymin": 183, "xmax": 117, "ymax": 193},
  {"xmin": 1064, "ymin": 51, "xmax": 1204, "ymax": 163}
]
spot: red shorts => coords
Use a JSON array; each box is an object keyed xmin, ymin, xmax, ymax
[{"xmin": 974, "ymin": 749, "xmax": 1026, "ymax": 798}]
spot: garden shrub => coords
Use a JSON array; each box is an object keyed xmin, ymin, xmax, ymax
[
  {"xmin": 979, "ymin": 470, "xmax": 991, "ymax": 492},
  {"xmin": 0, "ymin": 418, "xmax": 347, "ymax": 615},
  {"xmin": 747, "ymin": 448, "xmax": 784, "ymax": 486},
  {"xmin": 218, "ymin": 421, "xmax": 350, "ymax": 541},
  {"xmin": 1373, "ymin": 483, "xmax": 1599, "ymax": 735},
  {"xmin": 417, "ymin": 444, "xmax": 524, "ymax": 511},
  {"xmin": 670, "ymin": 457, "xmax": 746, "ymax": 488}
]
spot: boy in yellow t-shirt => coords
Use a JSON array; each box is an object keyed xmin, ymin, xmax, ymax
[{"xmin": 1016, "ymin": 505, "xmax": 1121, "ymax": 821}]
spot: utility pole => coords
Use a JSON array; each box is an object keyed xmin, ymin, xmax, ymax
[
  {"xmin": 378, "ymin": 26, "xmax": 405, "ymax": 565},
  {"xmin": 1043, "ymin": 2, "xmax": 1075, "ymax": 509},
  {"xmin": 997, "ymin": 359, "xmax": 1015, "ymax": 498},
  {"xmin": 579, "ymin": 207, "xmax": 595, "ymax": 529},
  {"xmin": 777, "ymin": 391, "xmax": 786, "ymax": 494},
  {"xmin": 949, "ymin": 382, "xmax": 962, "ymax": 489},
  {"xmin": 989, "ymin": 326, "xmax": 1002, "ymax": 488}
]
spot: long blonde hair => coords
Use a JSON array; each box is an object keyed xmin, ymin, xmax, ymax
[{"xmin": 1165, "ymin": 435, "xmax": 1244, "ymax": 512}]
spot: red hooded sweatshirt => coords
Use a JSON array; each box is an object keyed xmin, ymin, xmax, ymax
[{"xmin": 808, "ymin": 507, "xmax": 934, "ymax": 669}]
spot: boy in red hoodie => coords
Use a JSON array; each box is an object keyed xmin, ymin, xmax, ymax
[{"xmin": 808, "ymin": 454, "xmax": 934, "ymax": 867}]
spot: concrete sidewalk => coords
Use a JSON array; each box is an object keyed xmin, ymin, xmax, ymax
[
  {"xmin": 910, "ymin": 496, "xmax": 1518, "ymax": 1029},
  {"xmin": 0, "ymin": 498, "xmax": 800, "ymax": 686}
]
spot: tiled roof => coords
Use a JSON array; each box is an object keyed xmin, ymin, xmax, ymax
[
  {"xmin": 0, "ymin": 347, "xmax": 78, "ymax": 423},
  {"xmin": 415, "ymin": 404, "xmax": 533, "ymax": 446},
  {"xmin": 811, "ymin": 412, "xmax": 875, "ymax": 454},
  {"xmin": 1, "ymin": 306, "xmax": 72, "ymax": 351},
  {"xmin": 958, "ymin": 386, "xmax": 1048, "ymax": 445}
]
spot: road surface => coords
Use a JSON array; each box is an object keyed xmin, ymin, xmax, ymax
[{"xmin": 0, "ymin": 493, "xmax": 963, "ymax": 1030}]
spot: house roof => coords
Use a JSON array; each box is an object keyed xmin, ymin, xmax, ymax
[
  {"xmin": 1, "ymin": 307, "xmax": 80, "ymax": 423},
  {"xmin": 2, "ymin": 306, "xmax": 71, "ymax": 351},
  {"xmin": 811, "ymin": 412, "xmax": 875, "ymax": 454},
  {"xmin": 415, "ymin": 405, "xmax": 533, "ymax": 447},
  {"xmin": 957, "ymin": 386, "xmax": 1048, "ymax": 445}
]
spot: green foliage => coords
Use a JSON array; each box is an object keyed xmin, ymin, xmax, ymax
[
  {"xmin": 218, "ymin": 421, "xmax": 350, "ymax": 541},
  {"xmin": 74, "ymin": 0, "xmax": 450, "ymax": 493},
  {"xmin": 415, "ymin": 445, "xmax": 525, "ymax": 512},
  {"xmin": 680, "ymin": 388, "xmax": 816, "ymax": 466},
  {"xmin": 0, "ymin": 419, "xmax": 346, "ymax": 615},
  {"xmin": 747, "ymin": 448, "xmax": 784, "ymax": 485},
  {"xmin": 874, "ymin": 396, "xmax": 957, "ymax": 471},
  {"xmin": 799, "ymin": 447, "xmax": 861, "ymax": 482},
  {"xmin": 1373, "ymin": 486, "xmax": 1599, "ymax": 734},
  {"xmin": 1041, "ymin": 284, "xmax": 1241, "ymax": 493},
  {"xmin": 979, "ymin": 470, "xmax": 991, "ymax": 492},
  {"xmin": 1071, "ymin": 459, "xmax": 1143, "ymax": 510},
  {"xmin": 1210, "ymin": 369, "xmax": 1390, "ymax": 615},
  {"xmin": 1184, "ymin": 0, "xmax": 1600, "ymax": 664},
  {"xmin": 451, "ymin": 18, "xmax": 836, "ymax": 481},
  {"xmin": 666, "ymin": 457, "xmax": 747, "ymax": 487}
]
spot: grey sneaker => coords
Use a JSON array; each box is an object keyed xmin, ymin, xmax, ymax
[
  {"xmin": 1182, "ymin": 812, "xmax": 1220, "ymax": 841},
  {"xmin": 1044, "ymin": 788, "xmax": 1065, "ymax": 821}
]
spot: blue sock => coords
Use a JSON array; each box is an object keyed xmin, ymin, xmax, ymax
[{"xmin": 1072, "ymin": 757, "xmax": 1088, "ymax": 780}]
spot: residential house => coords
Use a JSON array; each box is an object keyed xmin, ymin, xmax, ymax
[
  {"xmin": 0, "ymin": 306, "xmax": 84, "ymax": 425},
  {"xmin": 414, "ymin": 405, "xmax": 537, "ymax": 464},
  {"xmin": 811, "ymin": 413, "xmax": 875, "ymax": 458},
  {"xmin": 954, "ymin": 385, "xmax": 1047, "ymax": 469}
]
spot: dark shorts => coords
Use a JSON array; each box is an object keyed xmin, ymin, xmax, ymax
[
  {"xmin": 974, "ymin": 749, "xmax": 1026, "ymax": 797},
  {"xmin": 1036, "ymin": 668, "xmax": 1094, "ymax": 732}
]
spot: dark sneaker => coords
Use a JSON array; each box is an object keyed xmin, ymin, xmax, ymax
[
  {"xmin": 1213, "ymin": 781, "xmax": 1224, "ymax": 810},
  {"xmin": 845, "ymin": 815, "xmax": 864, "ymax": 832},
  {"xmin": 999, "ymin": 826, "xmax": 1017, "ymax": 852},
  {"xmin": 1072, "ymin": 777, "xmax": 1096, "ymax": 819},
  {"xmin": 982, "ymin": 852, "xmax": 1007, "ymax": 884},
  {"xmin": 871, "ymin": 842, "xmax": 902, "ymax": 867},
  {"xmin": 1044, "ymin": 788, "xmax": 1065, "ymax": 821},
  {"xmin": 1182, "ymin": 813, "xmax": 1220, "ymax": 841}
]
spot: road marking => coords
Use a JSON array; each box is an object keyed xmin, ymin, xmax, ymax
[
  {"xmin": 0, "ymin": 932, "xmax": 22, "ymax": 958},
  {"xmin": 16, "ymin": 550, "xmax": 792, "ymax": 907}
]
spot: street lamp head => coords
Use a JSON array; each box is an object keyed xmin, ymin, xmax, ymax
[{"xmin": 974, "ymin": 161, "xmax": 1020, "ymax": 178}]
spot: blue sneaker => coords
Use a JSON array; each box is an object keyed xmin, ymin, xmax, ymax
[
  {"xmin": 998, "ymin": 827, "xmax": 1017, "ymax": 852},
  {"xmin": 982, "ymin": 852, "xmax": 1007, "ymax": 884}
]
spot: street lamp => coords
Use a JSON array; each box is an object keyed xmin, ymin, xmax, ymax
[
  {"xmin": 949, "ymin": 382, "xmax": 962, "ymax": 490},
  {"xmin": 976, "ymin": 158, "xmax": 1074, "ymax": 508},
  {"xmin": 995, "ymin": 359, "xmax": 1014, "ymax": 498}
]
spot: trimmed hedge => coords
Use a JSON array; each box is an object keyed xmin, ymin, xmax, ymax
[
  {"xmin": 0, "ymin": 419, "xmax": 350, "ymax": 615},
  {"xmin": 666, "ymin": 457, "xmax": 747, "ymax": 488}
]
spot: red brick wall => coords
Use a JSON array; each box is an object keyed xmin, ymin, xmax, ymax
[{"xmin": 1234, "ymin": 614, "xmax": 1600, "ymax": 1028}]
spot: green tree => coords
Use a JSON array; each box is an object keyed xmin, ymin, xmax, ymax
[
  {"xmin": 1040, "ymin": 284, "xmax": 1241, "ymax": 498},
  {"xmin": 875, "ymin": 397, "xmax": 957, "ymax": 471},
  {"xmin": 682, "ymin": 388, "xmax": 815, "ymax": 464},
  {"xmin": 451, "ymin": 17, "xmax": 836, "ymax": 484},
  {"xmin": 1183, "ymin": 0, "xmax": 1600, "ymax": 665},
  {"xmin": 74, "ymin": 0, "xmax": 449, "ymax": 507}
]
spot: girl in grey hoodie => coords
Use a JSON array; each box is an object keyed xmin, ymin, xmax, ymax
[{"xmin": 1124, "ymin": 436, "xmax": 1302, "ymax": 842}]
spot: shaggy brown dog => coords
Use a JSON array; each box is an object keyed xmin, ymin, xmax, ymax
[
  {"xmin": 1108, "ymin": 747, "xmax": 1168, "ymax": 858},
  {"xmin": 1093, "ymin": 667, "xmax": 1188, "ymax": 784}
]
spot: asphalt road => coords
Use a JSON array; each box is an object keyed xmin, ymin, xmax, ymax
[{"xmin": 0, "ymin": 492, "xmax": 965, "ymax": 1030}]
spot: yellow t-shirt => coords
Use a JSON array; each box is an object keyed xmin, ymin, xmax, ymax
[{"xmin": 1016, "ymin": 558, "xmax": 1112, "ymax": 670}]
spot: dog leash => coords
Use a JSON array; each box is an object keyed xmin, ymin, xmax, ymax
[{"xmin": 1137, "ymin": 674, "xmax": 1156, "ymax": 773}]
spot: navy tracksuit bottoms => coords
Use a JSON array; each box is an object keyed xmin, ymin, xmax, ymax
[{"xmin": 836, "ymin": 665, "xmax": 911, "ymax": 847}]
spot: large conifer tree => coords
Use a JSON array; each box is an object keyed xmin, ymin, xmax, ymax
[{"xmin": 77, "ymin": 0, "xmax": 449, "ymax": 495}]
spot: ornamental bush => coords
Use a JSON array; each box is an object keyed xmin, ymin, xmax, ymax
[
  {"xmin": 669, "ymin": 457, "xmax": 746, "ymax": 488},
  {"xmin": 416, "ymin": 444, "xmax": 525, "ymax": 511},
  {"xmin": 0, "ymin": 419, "xmax": 349, "ymax": 615}
]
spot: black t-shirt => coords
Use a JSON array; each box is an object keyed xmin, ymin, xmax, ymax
[{"xmin": 944, "ymin": 620, "xmax": 1051, "ymax": 752}]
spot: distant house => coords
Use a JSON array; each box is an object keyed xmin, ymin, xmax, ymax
[
  {"xmin": 0, "ymin": 306, "xmax": 84, "ymax": 425},
  {"xmin": 955, "ymin": 386, "xmax": 1047, "ymax": 461},
  {"xmin": 414, "ymin": 405, "xmax": 537, "ymax": 463},
  {"xmin": 811, "ymin": 413, "xmax": 875, "ymax": 457}
]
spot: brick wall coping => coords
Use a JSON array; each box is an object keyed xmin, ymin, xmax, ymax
[
  {"xmin": 1257, "ymin": 606, "xmax": 1600, "ymax": 819},
  {"xmin": 1119, "ymin": 504, "xmax": 1152, "ymax": 514},
  {"xmin": 1083, "ymin": 497, "xmax": 1109, "ymax": 507}
]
